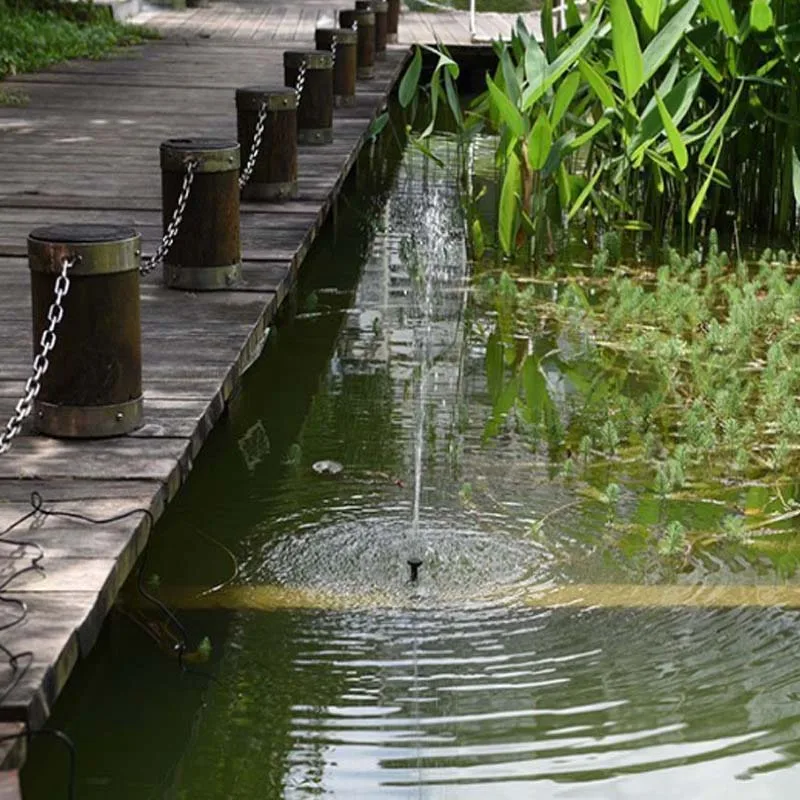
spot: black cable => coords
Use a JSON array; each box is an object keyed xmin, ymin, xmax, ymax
[
  {"xmin": 20, "ymin": 492, "xmax": 220, "ymax": 683},
  {"xmin": 0, "ymin": 727, "xmax": 76, "ymax": 800}
]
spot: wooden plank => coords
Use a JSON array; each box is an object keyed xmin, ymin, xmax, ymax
[{"xmin": 0, "ymin": 0, "xmax": 412, "ymax": 770}]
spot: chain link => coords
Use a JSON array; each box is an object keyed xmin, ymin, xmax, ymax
[
  {"xmin": 0, "ymin": 256, "xmax": 75, "ymax": 455},
  {"xmin": 238, "ymin": 101, "xmax": 268, "ymax": 190},
  {"xmin": 295, "ymin": 59, "xmax": 307, "ymax": 108},
  {"xmin": 141, "ymin": 159, "xmax": 198, "ymax": 275},
  {"xmin": 331, "ymin": 34, "xmax": 337, "ymax": 68}
]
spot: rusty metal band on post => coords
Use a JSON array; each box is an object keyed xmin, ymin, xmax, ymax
[
  {"xmin": 339, "ymin": 9, "xmax": 375, "ymax": 79},
  {"xmin": 283, "ymin": 51, "xmax": 334, "ymax": 145},
  {"xmin": 27, "ymin": 223, "xmax": 144, "ymax": 438},
  {"xmin": 159, "ymin": 138, "xmax": 242, "ymax": 289},
  {"xmin": 314, "ymin": 27, "xmax": 357, "ymax": 107},
  {"xmin": 236, "ymin": 87, "xmax": 299, "ymax": 201},
  {"xmin": 386, "ymin": 0, "xmax": 399, "ymax": 42},
  {"xmin": 356, "ymin": 0, "xmax": 388, "ymax": 59}
]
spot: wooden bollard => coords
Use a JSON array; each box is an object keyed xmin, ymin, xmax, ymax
[
  {"xmin": 339, "ymin": 9, "xmax": 375, "ymax": 80},
  {"xmin": 160, "ymin": 138, "xmax": 242, "ymax": 290},
  {"xmin": 236, "ymin": 88, "xmax": 298, "ymax": 200},
  {"xmin": 27, "ymin": 224, "xmax": 143, "ymax": 437},
  {"xmin": 387, "ymin": 0, "xmax": 399, "ymax": 43},
  {"xmin": 283, "ymin": 51, "xmax": 334, "ymax": 145},
  {"xmin": 356, "ymin": 0, "xmax": 388, "ymax": 60},
  {"xmin": 314, "ymin": 27, "xmax": 357, "ymax": 107}
]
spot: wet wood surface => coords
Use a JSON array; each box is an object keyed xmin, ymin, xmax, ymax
[{"xmin": 0, "ymin": 0, "xmax": 413, "ymax": 766}]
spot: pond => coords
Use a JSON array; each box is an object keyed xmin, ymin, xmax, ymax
[{"xmin": 22, "ymin": 130, "xmax": 800, "ymax": 799}]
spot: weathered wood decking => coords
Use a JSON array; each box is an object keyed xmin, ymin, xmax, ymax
[{"xmin": 0, "ymin": 1, "xmax": 530, "ymax": 790}]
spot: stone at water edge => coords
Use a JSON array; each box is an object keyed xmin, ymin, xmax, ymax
[{"xmin": 312, "ymin": 460, "xmax": 344, "ymax": 476}]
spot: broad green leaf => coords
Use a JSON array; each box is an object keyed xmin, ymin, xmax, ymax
[
  {"xmin": 566, "ymin": 115, "xmax": 612, "ymax": 152},
  {"xmin": 443, "ymin": 67, "xmax": 463, "ymax": 128},
  {"xmin": 610, "ymin": 0, "xmax": 644, "ymax": 100},
  {"xmin": 398, "ymin": 47, "xmax": 422, "ymax": 108},
  {"xmin": 484, "ymin": 375, "xmax": 520, "ymax": 439},
  {"xmin": 628, "ymin": 69, "xmax": 701, "ymax": 157},
  {"xmin": 367, "ymin": 112, "xmax": 389, "ymax": 140},
  {"xmin": 702, "ymin": 0, "xmax": 737, "ymax": 38},
  {"xmin": 542, "ymin": 131, "xmax": 576, "ymax": 178},
  {"xmin": 655, "ymin": 90, "xmax": 688, "ymax": 170},
  {"xmin": 639, "ymin": 0, "xmax": 663, "ymax": 32},
  {"xmin": 792, "ymin": 147, "xmax": 800, "ymax": 206},
  {"xmin": 568, "ymin": 163, "xmax": 604, "ymax": 219},
  {"xmin": 499, "ymin": 151, "xmax": 522, "ymax": 255},
  {"xmin": 500, "ymin": 47, "xmax": 522, "ymax": 106},
  {"xmin": 750, "ymin": 0, "xmax": 774, "ymax": 32},
  {"xmin": 524, "ymin": 38, "xmax": 547, "ymax": 90},
  {"xmin": 643, "ymin": 0, "xmax": 701, "ymax": 82},
  {"xmin": 566, "ymin": 0, "xmax": 582, "ymax": 28},
  {"xmin": 522, "ymin": 8, "xmax": 604, "ymax": 110},
  {"xmin": 685, "ymin": 36, "xmax": 723, "ymax": 82},
  {"xmin": 522, "ymin": 355, "xmax": 554, "ymax": 425},
  {"xmin": 579, "ymin": 58, "xmax": 616, "ymax": 109},
  {"xmin": 528, "ymin": 112, "xmax": 553, "ymax": 169},
  {"xmin": 551, "ymin": 70, "xmax": 581, "ymax": 126},
  {"xmin": 487, "ymin": 74, "xmax": 526, "ymax": 139},
  {"xmin": 557, "ymin": 163, "xmax": 572, "ymax": 208},
  {"xmin": 688, "ymin": 138, "xmax": 723, "ymax": 223},
  {"xmin": 698, "ymin": 82, "xmax": 742, "ymax": 163}
]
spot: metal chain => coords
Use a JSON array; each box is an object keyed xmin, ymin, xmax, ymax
[
  {"xmin": 295, "ymin": 60, "xmax": 307, "ymax": 109},
  {"xmin": 141, "ymin": 159, "xmax": 198, "ymax": 275},
  {"xmin": 331, "ymin": 34, "xmax": 337, "ymax": 67},
  {"xmin": 0, "ymin": 256, "xmax": 75, "ymax": 455},
  {"xmin": 239, "ymin": 101, "xmax": 268, "ymax": 190}
]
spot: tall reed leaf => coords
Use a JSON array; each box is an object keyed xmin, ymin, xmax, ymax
[
  {"xmin": 528, "ymin": 112, "xmax": 553, "ymax": 170},
  {"xmin": 698, "ymin": 82, "xmax": 742, "ymax": 163},
  {"xmin": 702, "ymin": 0, "xmax": 738, "ymax": 38},
  {"xmin": 551, "ymin": 70, "xmax": 582, "ymax": 126},
  {"xmin": 398, "ymin": 46, "xmax": 422, "ymax": 108},
  {"xmin": 610, "ymin": 0, "xmax": 644, "ymax": 100},
  {"xmin": 642, "ymin": 0, "xmax": 701, "ymax": 82},
  {"xmin": 522, "ymin": 8, "xmax": 604, "ymax": 110},
  {"xmin": 628, "ymin": 69, "xmax": 701, "ymax": 157},
  {"xmin": 579, "ymin": 58, "xmax": 617, "ymax": 109},
  {"xmin": 655, "ymin": 90, "xmax": 688, "ymax": 169},
  {"xmin": 499, "ymin": 151, "xmax": 522, "ymax": 254},
  {"xmin": 638, "ymin": 0, "xmax": 663, "ymax": 33},
  {"xmin": 487, "ymin": 74, "xmax": 526, "ymax": 139},
  {"xmin": 688, "ymin": 139, "xmax": 723, "ymax": 223}
]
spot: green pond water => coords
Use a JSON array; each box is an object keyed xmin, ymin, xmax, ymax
[{"xmin": 21, "ymin": 134, "xmax": 800, "ymax": 799}]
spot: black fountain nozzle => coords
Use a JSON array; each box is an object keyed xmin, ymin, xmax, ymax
[{"xmin": 407, "ymin": 557, "xmax": 423, "ymax": 583}]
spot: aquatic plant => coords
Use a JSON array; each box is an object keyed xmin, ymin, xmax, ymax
[{"xmin": 401, "ymin": 0, "xmax": 800, "ymax": 262}]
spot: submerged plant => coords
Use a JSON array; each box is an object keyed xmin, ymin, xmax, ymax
[{"xmin": 658, "ymin": 520, "xmax": 688, "ymax": 558}]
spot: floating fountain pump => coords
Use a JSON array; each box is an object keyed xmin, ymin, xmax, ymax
[{"xmin": 407, "ymin": 557, "xmax": 423, "ymax": 583}]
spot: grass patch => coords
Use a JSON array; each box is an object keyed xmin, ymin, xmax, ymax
[
  {"xmin": 0, "ymin": 1, "xmax": 159, "ymax": 80},
  {"xmin": 405, "ymin": 0, "xmax": 539, "ymax": 13}
]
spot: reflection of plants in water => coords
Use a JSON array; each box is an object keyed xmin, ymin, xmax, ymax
[{"xmin": 472, "ymin": 230, "xmax": 800, "ymax": 568}]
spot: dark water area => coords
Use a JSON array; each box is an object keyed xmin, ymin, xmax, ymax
[{"xmin": 21, "ymin": 134, "xmax": 800, "ymax": 799}]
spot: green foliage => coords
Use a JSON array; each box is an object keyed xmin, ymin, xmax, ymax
[
  {"xmin": 658, "ymin": 520, "xmax": 687, "ymax": 557},
  {"xmin": 0, "ymin": 3, "xmax": 157, "ymax": 79},
  {"xmin": 408, "ymin": 0, "xmax": 800, "ymax": 264}
]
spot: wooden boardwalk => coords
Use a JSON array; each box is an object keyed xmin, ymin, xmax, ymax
[{"xmin": 0, "ymin": 0, "xmax": 527, "ymax": 786}]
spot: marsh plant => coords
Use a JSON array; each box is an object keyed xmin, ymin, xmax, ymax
[
  {"xmin": 400, "ymin": 0, "xmax": 800, "ymax": 263},
  {"xmin": 471, "ymin": 229, "xmax": 800, "ymax": 565}
]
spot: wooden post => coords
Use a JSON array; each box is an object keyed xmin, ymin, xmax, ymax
[
  {"xmin": 314, "ymin": 27, "xmax": 357, "ymax": 107},
  {"xmin": 236, "ymin": 88, "xmax": 298, "ymax": 200},
  {"xmin": 283, "ymin": 51, "xmax": 334, "ymax": 145},
  {"xmin": 339, "ymin": 9, "xmax": 375, "ymax": 80},
  {"xmin": 160, "ymin": 138, "xmax": 242, "ymax": 290},
  {"xmin": 27, "ymin": 224, "xmax": 143, "ymax": 437},
  {"xmin": 387, "ymin": 0, "xmax": 399, "ymax": 43},
  {"xmin": 356, "ymin": 0, "xmax": 388, "ymax": 60}
]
